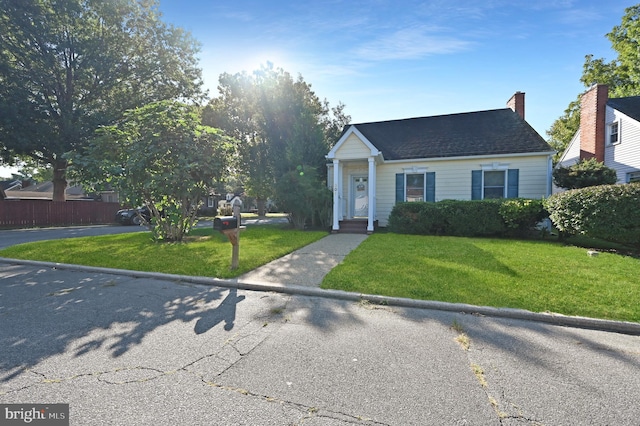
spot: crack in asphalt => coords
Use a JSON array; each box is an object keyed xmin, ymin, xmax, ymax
[
  {"xmin": 2, "ymin": 295, "xmax": 393, "ymax": 424},
  {"xmin": 451, "ymin": 327, "xmax": 547, "ymax": 426},
  {"xmin": 200, "ymin": 379, "xmax": 391, "ymax": 426}
]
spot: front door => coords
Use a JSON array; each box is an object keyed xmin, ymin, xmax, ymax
[{"xmin": 352, "ymin": 176, "xmax": 368, "ymax": 218}]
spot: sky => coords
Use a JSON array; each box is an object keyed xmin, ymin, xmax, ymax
[{"xmin": 1, "ymin": 0, "xmax": 635, "ymax": 178}]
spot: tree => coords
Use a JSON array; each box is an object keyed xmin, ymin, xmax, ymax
[
  {"xmin": 547, "ymin": 4, "xmax": 640, "ymax": 159},
  {"xmin": 275, "ymin": 166, "xmax": 332, "ymax": 229},
  {"xmin": 0, "ymin": 0, "xmax": 203, "ymax": 201},
  {"xmin": 204, "ymin": 64, "xmax": 350, "ymax": 224},
  {"xmin": 546, "ymin": 99, "xmax": 580, "ymax": 163},
  {"xmin": 73, "ymin": 101, "xmax": 235, "ymax": 242},
  {"xmin": 13, "ymin": 157, "xmax": 54, "ymax": 183},
  {"xmin": 553, "ymin": 158, "xmax": 618, "ymax": 190}
]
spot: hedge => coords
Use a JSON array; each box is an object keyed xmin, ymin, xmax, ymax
[
  {"xmin": 388, "ymin": 198, "xmax": 546, "ymax": 237},
  {"xmin": 544, "ymin": 183, "xmax": 640, "ymax": 247}
]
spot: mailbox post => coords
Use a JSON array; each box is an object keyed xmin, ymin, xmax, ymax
[{"xmin": 213, "ymin": 198, "xmax": 244, "ymax": 270}]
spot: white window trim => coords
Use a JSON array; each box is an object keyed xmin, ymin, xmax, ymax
[
  {"xmin": 480, "ymin": 162, "xmax": 509, "ymax": 171},
  {"xmin": 402, "ymin": 167, "xmax": 428, "ymax": 202},
  {"xmin": 404, "ymin": 172, "xmax": 426, "ymax": 202},
  {"xmin": 403, "ymin": 166, "xmax": 428, "ymax": 173},
  {"xmin": 481, "ymin": 169, "xmax": 508, "ymax": 199},
  {"xmin": 478, "ymin": 163, "xmax": 510, "ymax": 199},
  {"xmin": 607, "ymin": 120, "xmax": 620, "ymax": 146},
  {"xmin": 627, "ymin": 171, "xmax": 640, "ymax": 183}
]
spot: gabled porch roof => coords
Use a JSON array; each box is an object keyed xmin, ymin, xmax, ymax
[{"xmin": 326, "ymin": 126, "xmax": 382, "ymax": 161}]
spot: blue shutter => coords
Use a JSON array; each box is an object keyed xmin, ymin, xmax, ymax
[
  {"xmin": 395, "ymin": 173, "xmax": 405, "ymax": 203},
  {"xmin": 471, "ymin": 170, "xmax": 482, "ymax": 200},
  {"xmin": 507, "ymin": 169, "xmax": 519, "ymax": 198},
  {"xmin": 426, "ymin": 172, "xmax": 435, "ymax": 202}
]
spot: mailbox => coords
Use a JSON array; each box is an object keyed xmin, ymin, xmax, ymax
[{"xmin": 213, "ymin": 216, "xmax": 239, "ymax": 231}]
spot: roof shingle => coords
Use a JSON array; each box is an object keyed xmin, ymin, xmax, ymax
[
  {"xmin": 607, "ymin": 96, "xmax": 640, "ymax": 122},
  {"xmin": 350, "ymin": 108, "xmax": 552, "ymax": 161}
]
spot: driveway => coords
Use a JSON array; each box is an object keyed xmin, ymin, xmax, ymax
[{"xmin": 1, "ymin": 263, "xmax": 639, "ymax": 425}]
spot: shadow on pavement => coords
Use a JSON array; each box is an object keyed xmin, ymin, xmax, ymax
[{"xmin": 0, "ymin": 264, "xmax": 248, "ymax": 383}]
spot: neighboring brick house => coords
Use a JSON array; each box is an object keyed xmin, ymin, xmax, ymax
[
  {"xmin": 555, "ymin": 84, "xmax": 640, "ymax": 190},
  {"xmin": 327, "ymin": 92, "xmax": 555, "ymax": 233}
]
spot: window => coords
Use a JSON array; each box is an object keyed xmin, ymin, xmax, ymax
[
  {"xmin": 395, "ymin": 172, "xmax": 435, "ymax": 203},
  {"xmin": 207, "ymin": 197, "xmax": 215, "ymax": 208},
  {"xmin": 406, "ymin": 174, "xmax": 425, "ymax": 202},
  {"xmin": 483, "ymin": 170, "xmax": 506, "ymax": 199},
  {"xmin": 472, "ymin": 169, "xmax": 519, "ymax": 200},
  {"xmin": 627, "ymin": 171, "xmax": 640, "ymax": 183},
  {"xmin": 608, "ymin": 121, "xmax": 619, "ymax": 145}
]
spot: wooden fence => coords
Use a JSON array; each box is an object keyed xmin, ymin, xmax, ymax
[{"xmin": 0, "ymin": 200, "xmax": 122, "ymax": 228}]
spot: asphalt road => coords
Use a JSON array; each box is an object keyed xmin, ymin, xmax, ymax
[
  {"xmin": 1, "ymin": 263, "xmax": 639, "ymax": 425},
  {"xmin": 1, "ymin": 224, "xmax": 639, "ymax": 424},
  {"xmin": 0, "ymin": 224, "xmax": 147, "ymax": 249}
]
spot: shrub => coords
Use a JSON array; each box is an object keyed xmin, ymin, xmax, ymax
[
  {"xmin": 544, "ymin": 183, "xmax": 640, "ymax": 246},
  {"xmin": 553, "ymin": 158, "xmax": 618, "ymax": 189},
  {"xmin": 274, "ymin": 167, "xmax": 331, "ymax": 230},
  {"xmin": 389, "ymin": 199, "xmax": 548, "ymax": 237},
  {"xmin": 387, "ymin": 202, "xmax": 434, "ymax": 234},
  {"xmin": 499, "ymin": 198, "xmax": 548, "ymax": 236},
  {"xmin": 388, "ymin": 200, "xmax": 507, "ymax": 237},
  {"xmin": 437, "ymin": 200, "xmax": 506, "ymax": 236}
]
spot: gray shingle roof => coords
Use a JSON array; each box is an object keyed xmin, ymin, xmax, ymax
[
  {"xmin": 607, "ymin": 96, "xmax": 640, "ymax": 122},
  {"xmin": 350, "ymin": 108, "xmax": 552, "ymax": 161}
]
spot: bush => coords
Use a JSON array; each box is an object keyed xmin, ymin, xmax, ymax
[
  {"xmin": 389, "ymin": 200, "xmax": 506, "ymax": 237},
  {"xmin": 544, "ymin": 183, "xmax": 640, "ymax": 246},
  {"xmin": 437, "ymin": 200, "xmax": 506, "ymax": 236},
  {"xmin": 387, "ymin": 202, "xmax": 445, "ymax": 235},
  {"xmin": 499, "ymin": 198, "xmax": 548, "ymax": 236},
  {"xmin": 274, "ymin": 167, "xmax": 331, "ymax": 230},
  {"xmin": 553, "ymin": 158, "xmax": 618, "ymax": 189},
  {"xmin": 389, "ymin": 199, "xmax": 548, "ymax": 237}
]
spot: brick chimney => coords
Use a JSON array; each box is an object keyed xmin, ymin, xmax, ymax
[
  {"xmin": 507, "ymin": 91, "xmax": 525, "ymax": 119},
  {"xmin": 580, "ymin": 84, "xmax": 608, "ymax": 162}
]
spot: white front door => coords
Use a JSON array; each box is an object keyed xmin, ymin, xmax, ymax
[{"xmin": 352, "ymin": 176, "xmax": 368, "ymax": 218}]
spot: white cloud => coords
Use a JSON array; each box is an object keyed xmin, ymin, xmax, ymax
[{"xmin": 354, "ymin": 26, "xmax": 473, "ymax": 61}]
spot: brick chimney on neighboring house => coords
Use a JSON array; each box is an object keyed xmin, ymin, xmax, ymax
[
  {"xmin": 580, "ymin": 84, "xmax": 608, "ymax": 162},
  {"xmin": 507, "ymin": 91, "xmax": 525, "ymax": 119}
]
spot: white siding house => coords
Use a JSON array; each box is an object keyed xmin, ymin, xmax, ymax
[
  {"xmin": 556, "ymin": 84, "xmax": 640, "ymax": 191},
  {"xmin": 327, "ymin": 92, "xmax": 555, "ymax": 232}
]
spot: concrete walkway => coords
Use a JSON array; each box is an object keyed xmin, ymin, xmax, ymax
[{"xmin": 236, "ymin": 233, "xmax": 369, "ymax": 287}]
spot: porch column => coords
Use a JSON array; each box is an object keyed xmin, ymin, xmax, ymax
[
  {"xmin": 367, "ymin": 157, "xmax": 376, "ymax": 232},
  {"xmin": 332, "ymin": 159, "xmax": 340, "ymax": 232}
]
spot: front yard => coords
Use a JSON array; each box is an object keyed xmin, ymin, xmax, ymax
[
  {"xmin": 322, "ymin": 233, "xmax": 640, "ymax": 323},
  {"xmin": 1, "ymin": 226, "xmax": 638, "ymax": 322}
]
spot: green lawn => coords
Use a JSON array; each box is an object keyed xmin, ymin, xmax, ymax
[
  {"xmin": 2, "ymin": 226, "xmax": 639, "ymax": 322},
  {"xmin": 0, "ymin": 225, "xmax": 327, "ymax": 279},
  {"xmin": 322, "ymin": 234, "xmax": 640, "ymax": 323}
]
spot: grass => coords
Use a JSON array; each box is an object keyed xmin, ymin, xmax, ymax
[
  {"xmin": 2, "ymin": 223, "xmax": 639, "ymax": 322},
  {"xmin": 0, "ymin": 224, "xmax": 327, "ymax": 279},
  {"xmin": 321, "ymin": 233, "xmax": 640, "ymax": 323}
]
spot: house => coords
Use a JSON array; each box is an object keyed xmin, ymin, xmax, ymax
[
  {"xmin": 3, "ymin": 181, "xmax": 98, "ymax": 200},
  {"xmin": 555, "ymin": 84, "xmax": 640, "ymax": 189},
  {"xmin": 326, "ymin": 92, "xmax": 555, "ymax": 233}
]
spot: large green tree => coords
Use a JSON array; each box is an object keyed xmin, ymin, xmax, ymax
[
  {"xmin": 0, "ymin": 0, "xmax": 203, "ymax": 201},
  {"xmin": 204, "ymin": 64, "xmax": 350, "ymax": 224},
  {"xmin": 547, "ymin": 4, "xmax": 640, "ymax": 160},
  {"xmin": 74, "ymin": 101, "xmax": 235, "ymax": 242}
]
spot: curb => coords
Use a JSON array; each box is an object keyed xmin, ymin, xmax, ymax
[{"xmin": 2, "ymin": 256, "xmax": 639, "ymax": 336}]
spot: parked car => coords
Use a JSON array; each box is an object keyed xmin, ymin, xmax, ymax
[{"xmin": 115, "ymin": 206, "xmax": 151, "ymax": 225}]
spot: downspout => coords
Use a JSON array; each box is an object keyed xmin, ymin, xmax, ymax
[
  {"xmin": 332, "ymin": 159, "xmax": 340, "ymax": 232},
  {"xmin": 367, "ymin": 157, "xmax": 375, "ymax": 233}
]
